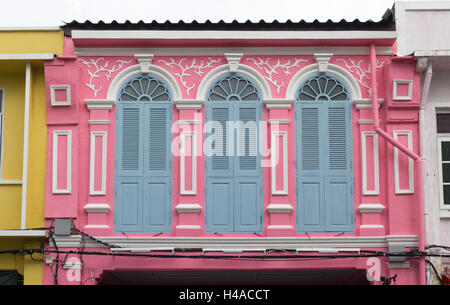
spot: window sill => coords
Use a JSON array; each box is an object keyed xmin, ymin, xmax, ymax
[
  {"xmin": 439, "ymin": 209, "xmax": 450, "ymax": 218},
  {"xmin": 0, "ymin": 180, "xmax": 22, "ymax": 185}
]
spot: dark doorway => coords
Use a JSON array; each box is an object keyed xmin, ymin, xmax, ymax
[
  {"xmin": 0, "ymin": 271, "xmax": 23, "ymax": 285},
  {"xmin": 98, "ymin": 269, "xmax": 370, "ymax": 285}
]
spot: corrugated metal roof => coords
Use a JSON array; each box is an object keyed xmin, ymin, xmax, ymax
[{"xmin": 62, "ymin": 9, "xmax": 394, "ymax": 36}]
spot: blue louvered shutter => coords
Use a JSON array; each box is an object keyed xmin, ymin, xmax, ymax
[
  {"xmin": 206, "ymin": 102, "xmax": 234, "ymax": 232},
  {"xmin": 296, "ymin": 96, "xmax": 353, "ymax": 233},
  {"xmin": 145, "ymin": 104, "xmax": 171, "ymax": 176},
  {"xmin": 205, "ymin": 74, "xmax": 263, "ymax": 233},
  {"xmin": 295, "ymin": 74, "xmax": 354, "ymax": 233},
  {"xmin": 142, "ymin": 103, "xmax": 172, "ymax": 232},
  {"xmin": 207, "ymin": 102, "xmax": 233, "ymax": 177},
  {"xmin": 234, "ymin": 102, "xmax": 262, "ymax": 232},
  {"xmin": 116, "ymin": 104, "xmax": 143, "ymax": 176},
  {"xmin": 296, "ymin": 103, "xmax": 325, "ymax": 232},
  {"xmin": 323, "ymin": 102, "xmax": 353, "ymax": 232},
  {"xmin": 115, "ymin": 103, "xmax": 144, "ymax": 232},
  {"xmin": 114, "ymin": 74, "xmax": 173, "ymax": 234}
]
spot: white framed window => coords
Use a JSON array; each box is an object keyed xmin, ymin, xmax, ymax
[
  {"xmin": 436, "ymin": 112, "xmax": 450, "ymax": 218},
  {"xmin": 392, "ymin": 79, "xmax": 413, "ymax": 101},
  {"xmin": 50, "ymin": 85, "xmax": 71, "ymax": 106}
]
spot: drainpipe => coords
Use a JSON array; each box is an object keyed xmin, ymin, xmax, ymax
[
  {"xmin": 21, "ymin": 62, "xmax": 31, "ymax": 230},
  {"xmin": 419, "ymin": 61, "xmax": 432, "ymax": 284},
  {"xmin": 369, "ymin": 43, "xmax": 425, "ymax": 285}
]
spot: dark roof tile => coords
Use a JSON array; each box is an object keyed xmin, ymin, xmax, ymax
[{"xmin": 62, "ymin": 9, "xmax": 394, "ymax": 36}]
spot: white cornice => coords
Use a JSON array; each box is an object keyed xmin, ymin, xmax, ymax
[
  {"xmin": 266, "ymin": 204, "xmax": 293, "ymax": 214},
  {"xmin": 72, "ymin": 30, "xmax": 397, "ymax": 41},
  {"xmin": 0, "ymin": 53, "xmax": 54, "ymax": 60},
  {"xmin": 358, "ymin": 203, "xmax": 385, "ymax": 214},
  {"xmin": 175, "ymin": 204, "xmax": 202, "ymax": 214},
  {"xmin": 74, "ymin": 46, "xmax": 393, "ymax": 57},
  {"xmin": 0, "ymin": 230, "xmax": 47, "ymax": 237},
  {"xmin": 0, "ymin": 27, "xmax": 60, "ymax": 31},
  {"xmin": 264, "ymin": 99, "xmax": 294, "ymax": 109},
  {"xmin": 174, "ymin": 99, "xmax": 203, "ymax": 110},
  {"xmin": 353, "ymin": 98, "xmax": 384, "ymax": 109},
  {"xmin": 84, "ymin": 203, "xmax": 111, "ymax": 213},
  {"xmin": 0, "ymin": 180, "xmax": 22, "ymax": 185},
  {"xmin": 415, "ymin": 50, "xmax": 450, "ymax": 57},
  {"xmin": 49, "ymin": 235, "xmax": 419, "ymax": 249},
  {"xmin": 88, "ymin": 120, "xmax": 111, "ymax": 125},
  {"xmin": 386, "ymin": 235, "xmax": 419, "ymax": 248},
  {"xmin": 84, "ymin": 99, "xmax": 115, "ymax": 110}
]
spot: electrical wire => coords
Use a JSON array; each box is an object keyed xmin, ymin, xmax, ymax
[
  {"xmin": 1, "ymin": 247, "xmax": 449, "ymax": 260},
  {"xmin": 426, "ymin": 244, "xmax": 450, "ymax": 251},
  {"xmin": 71, "ymin": 226, "xmax": 121, "ymax": 248},
  {"xmin": 79, "ymin": 235, "xmax": 86, "ymax": 286},
  {"xmin": 9, "ymin": 226, "xmax": 54, "ymax": 231},
  {"xmin": 49, "ymin": 234, "xmax": 59, "ymax": 285},
  {"xmin": 426, "ymin": 259, "xmax": 444, "ymax": 285},
  {"xmin": 2, "ymin": 222, "xmax": 449, "ymax": 284},
  {"xmin": 47, "ymin": 219, "xmax": 59, "ymax": 285},
  {"xmin": 40, "ymin": 248, "xmax": 450, "ymax": 260},
  {"xmin": 0, "ymin": 245, "xmax": 449, "ymax": 285}
]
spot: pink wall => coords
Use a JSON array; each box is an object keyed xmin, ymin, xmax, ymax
[{"xmin": 43, "ymin": 37, "xmax": 423, "ymax": 284}]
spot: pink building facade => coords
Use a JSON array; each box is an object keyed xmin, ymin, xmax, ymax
[{"xmin": 43, "ymin": 15, "xmax": 425, "ymax": 285}]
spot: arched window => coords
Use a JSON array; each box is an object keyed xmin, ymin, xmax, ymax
[
  {"xmin": 118, "ymin": 75, "xmax": 171, "ymax": 102},
  {"xmin": 114, "ymin": 74, "xmax": 172, "ymax": 233},
  {"xmin": 296, "ymin": 74, "xmax": 351, "ymax": 102},
  {"xmin": 207, "ymin": 75, "xmax": 261, "ymax": 102},
  {"xmin": 205, "ymin": 74, "xmax": 263, "ymax": 233},
  {"xmin": 295, "ymin": 73, "xmax": 354, "ymax": 233}
]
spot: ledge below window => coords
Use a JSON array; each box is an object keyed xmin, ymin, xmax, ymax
[
  {"xmin": 0, "ymin": 180, "xmax": 22, "ymax": 185},
  {"xmin": 440, "ymin": 209, "xmax": 450, "ymax": 218}
]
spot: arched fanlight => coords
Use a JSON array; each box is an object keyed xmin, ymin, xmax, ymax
[
  {"xmin": 118, "ymin": 74, "xmax": 172, "ymax": 102},
  {"xmin": 207, "ymin": 74, "xmax": 261, "ymax": 102},
  {"xmin": 296, "ymin": 74, "xmax": 351, "ymax": 102}
]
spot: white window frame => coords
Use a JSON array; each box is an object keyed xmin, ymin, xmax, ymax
[
  {"xmin": 271, "ymin": 130, "xmax": 288, "ymax": 195},
  {"xmin": 437, "ymin": 136, "xmax": 450, "ymax": 217},
  {"xmin": 392, "ymin": 79, "xmax": 413, "ymax": 101},
  {"xmin": 393, "ymin": 130, "xmax": 414, "ymax": 194},
  {"xmin": 52, "ymin": 130, "xmax": 72, "ymax": 194},
  {"xmin": 50, "ymin": 85, "xmax": 71, "ymax": 106}
]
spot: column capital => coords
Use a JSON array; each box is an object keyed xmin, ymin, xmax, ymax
[
  {"xmin": 264, "ymin": 99, "xmax": 294, "ymax": 109},
  {"xmin": 84, "ymin": 99, "xmax": 114, "ymax": 110},
  {"xmin": 174, "ymin": 99, "xmax": 203, "ymax": 110}
]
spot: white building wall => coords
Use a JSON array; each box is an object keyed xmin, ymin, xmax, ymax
[
  {"xmin": 396, "ymin": 1, "xmax": 450, "ymax": 56},
  {"xmin": 396, "ymin": 1, "xmax": 450, "ymax": 284}
]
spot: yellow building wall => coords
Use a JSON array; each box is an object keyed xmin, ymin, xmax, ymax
[
  {"xmin": 0, "ymin": 71, "xmax": 25, "ymax": 180},
  {"xmin": 0, "ymin": 30, "xmax": 63, "ymax": 285},
  {"xmin": 0, "ymin": 31, "xmax": 63, "ymax": 227},
  {"xmin": 0, "ymin": 71, "xmax": 25, "ymax": 230},
  {"xmin": 0, "ymin": 31, "xmax": 63, "ymax": 55},
  {"xmin": 0, "ymin": 240, "xmax": 24, "ymax": 272},
  {"xmin": 26, "ymin": 65, "xmax": 46, "ymax": 229},
  {"xmin": 0, "ymin": 239, "xmax": 43, "ymax": 285}
]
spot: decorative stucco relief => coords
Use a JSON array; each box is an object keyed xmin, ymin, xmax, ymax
[
  {"xmin": 79, "ymin": 57, "xmax": 133, "ymax": 97},
  {"xmin": 335, "ymin": 57, "xmax": 384, "ymax": 97},
  {"xmin": 246, "ymin": 57, "xmax": 308, "ymax": 95},
  {"xmin": 157, "ymin": 57, "xmax": 222, "ymax": 97}
]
